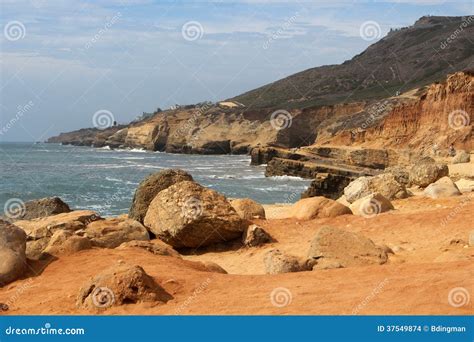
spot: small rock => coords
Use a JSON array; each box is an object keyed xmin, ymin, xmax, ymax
[
  {"xmin": 424, "ymin": 177, "xmax": 461, "ymax": 198},
  {"xmin": 264, "ymin": 249, "xmax": 306, "ymax": 274},
  {"xmin": 0, "ymin": 303, "xmax": 9, "ymax": 311},
  {"xmin": 230, "ymin": 198, "xmax": 266, "ymax": 220},
  {"xmin": 452, "ymin": 150, "xmax": 470, "ymax": 164},
  {"xmin": 242, "ymin": 224, "xmax": 272, "ymax": 247},
  {"xmin": 77, "ymin": 265, "xmax": 172, "ymax": 309},
  {"xmin": 349, "ymin": 193, "xmax": 394, "ymax": 217},
  {"xmin": 289, "ymin": 197, "xmax": 352, "ymax": 220},
  {"xmin": 201, "ymin": 261, "xmax": 227, "ymax": 274}
]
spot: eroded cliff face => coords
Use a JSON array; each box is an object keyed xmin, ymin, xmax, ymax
[{"xmin": 314, "ymin": 72, "xmax": 473, "ymax": 153}]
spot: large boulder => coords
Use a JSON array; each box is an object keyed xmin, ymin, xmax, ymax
[
  {"xmin": 349, "ymin": 193, "xmax": 394, "ymax": 217},
  {"xmin": 143, "ymin": 181, "xmax": 244, "ymax": 248},
  {"xmin": 409, "ymin": 161, "xmax": 449, "ymax": 187},
  {"xmin": 344, "ymin": 173, "xmax": 407, "ymax": 203},
  {"xmin": 424, "ymin": 177, "xmax": 462, "ymax": 199},
  {"xmin": 264, "ymin": 249, "xmax": 307, "ymax": 274},
  {"xmin": 452, "ymin": 150, "xmax": 470, "ymax": 164},
  {"xmin": 0, "ymin": 220, "xmax": 27, "ymax": 286},
  {"xmin": 307, "ymin": 226, "xmax": 388, "ymax": 269},
  {"xmin": 129, "ymin": 169, "xmax": 193, "ymax": 223},
  {"xmin": 242, "ymin": 224, "xmax": 272, "ymax": 247},
  {"xmin": 15, "ymin": 197, "xmax": 71, "ymax": 221},
  {"xmin": 84, "ymin": 217, "xmax": 149, "ymax": 248},
  {"xmin": 230, "ymin": 198, "xmax": 266, "ymax": 220},
  {"xmin": 289, "ymin": 197, "xmax": 352, "ymax": 220},
  {"xmin": 77, "ymin": 265, "xmax": 172, "ymax": 309}
]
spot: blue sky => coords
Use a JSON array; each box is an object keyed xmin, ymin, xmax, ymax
[{"xmin": 0, "ymin": 0, "xmax": 472, "ymax": 142}]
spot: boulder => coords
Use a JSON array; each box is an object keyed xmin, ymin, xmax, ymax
[
  {"xmin": 264, "ymin": 249, "xmax": 307, "ymax": 274},
  {"xmin": 15, "ymin": 197, "xmax": 71, "ymax": 221},
  {"xmin": 307, "ymin": 226, "xmax": 388, "ymax": 269},
  {"xmin": 384, "ymin": 166, "xmax": 410, "ymax": 187},
  {"xmin": 84, "ymin": 217, "xmax": 149, "ymax": 248},
  {"xmin": 43, "ymin": 230, "xmax": 92, "ymax": 257},
  {"xmin": 242, "ymin": 224, "xmax": 272, "ymax": 247},
  {"xmin": 424, "ymin": 176, "xmax": 462, "ymax": 199},
  {"xmin": 289, "ymin": 197, "xmax": 352, "ymax": 220},
  {"xmin": 349, "ymin": 193, "xmax": 394, "ymax": 217},
  {"xmin": 14, "ymin": 210, "xmax": 100, "ymax": 240},
  {"xmin": 0, "ymin": 220, "xmax": 27, "ymax": 286},
  {"xmin": 409, "ymin": 161, "xmax": 449, "ymax": 187},
  {"xmin": 230, "ymin": 198, "xmax": 266, "ymax": 220},
  {"xmin": 301, "ymin": 173, "xmax": 352, "ymax": 200},
  {"xmin": 452, "ymin": 150, "xmax": 470, "ymax": 164},
  {"xmin": 143, "ymin": 181, "xmax": 244, "ymax": 248},
  {"xmin": 129, "ymin": 169, "xmax": 193, "ymax": 223},
  {"xmin": 117, "ymin": 240, "xmax": 180, "ymax": 258},
  {"xmin": 344, "ymin": 173, "xmax": 407, "ymax": 203},
  {"xmin": 77, "ymin": 265, "xmax": 172, "ymax": 308}
]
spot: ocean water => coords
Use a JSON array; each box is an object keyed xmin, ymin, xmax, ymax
[{"xmin": 0, "ymin": 142, "xmax": 311, "ymax": 216}]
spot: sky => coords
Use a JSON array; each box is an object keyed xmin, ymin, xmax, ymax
[{"xmin": 0, "ymin": 0, "xmax": 472, "ymax": 142}]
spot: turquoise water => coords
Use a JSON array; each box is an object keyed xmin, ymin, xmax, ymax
[{"xmin": 0, "ymin": 142, "xmax": 311, "ymax": 216}]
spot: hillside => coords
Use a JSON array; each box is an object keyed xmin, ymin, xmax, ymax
[{"xmin": 231, "ymin": 16, "xmax": 474, "ymax": 109}]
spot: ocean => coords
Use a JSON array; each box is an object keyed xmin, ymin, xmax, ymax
[{"xmin": 0, "ymin": 142, "xmax": 311, "ymax": 216}]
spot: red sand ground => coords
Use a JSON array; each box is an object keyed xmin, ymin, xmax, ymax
[{"xmin": 1, "ymin": 194, "xmax": 473, "ymax": 315}]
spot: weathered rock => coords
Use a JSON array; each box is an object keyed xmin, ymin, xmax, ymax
[
  {"xmin": 201, "ymin": 261, "xmax": 227, "ymax": 274},
  {"xmin": 424, "ymin": 176, "xmax": 462, "ymax": 198},
  {"xmin": 129, "ymin": 169, "xmax": 193, "ymax": 223},
  {"xmin": 15, "ymin": 197, "xmax": 71, "ymax": 221},
  {"xmin": 0, "ymin": 220, "xmax": 27, "ymax": 286},
  {"xmin": 77, "ymin": 265, "xmax": 172, "ymax": 308},
  {"xmin": 117, "ymin": 240, "xmax": 180, "ymax": 258},
  {"xmin": 452, "ymin": 150, "xmax": 470, "ymax": 164},
  {"xmin": 384, "ymin": 166, "xmax": 410, "ymax": 187},
  {"xmin": 84, "ymin": 217, "xmax": 149, "ymax": 248},
  {"xmin": 230, "ymin": 198, "xmax": 266, "ymax": 220},
  {"xmin": 301, "ymin": 173, "xmax": 353, "ymax": 200},
  {"xmin": 307, "ymin": 226, "xmax": 388, "ymax": 268},
  {"xmin": 43, "ymin": 230, "xmax": 92, "ymax": 257},
  {"xmin": 409, "ymin": 161, "xmax": 449, "ymax": 187},
  {"xmin": 144, "ymin": 181, "xmax": 244, "ymax": 248},
  {"xmin": 15, "ymin": 211, "xmax": 100, "ymax": 240},
  {"xmin": 242, "ymin": 224, "xmax": 272, "ymax": 247},
  {"xmin": 349, "ymin": 193, "xmax": 394, "ymax": 217},
  {"xmin": 264, "ymin": 249, "xmax": 306, "ymax": 274},
  {"xmin": 289, "ymin": 197, "xmax": 352, "ymax": 220},
  {"xmin": 344, "ymin": 173, "xmax": 407, "ymax": 203}
]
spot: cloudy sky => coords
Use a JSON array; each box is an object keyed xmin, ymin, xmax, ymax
[{"xmin": 0, "ymin": 0, "xmax": 472, "ymax": 142}]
